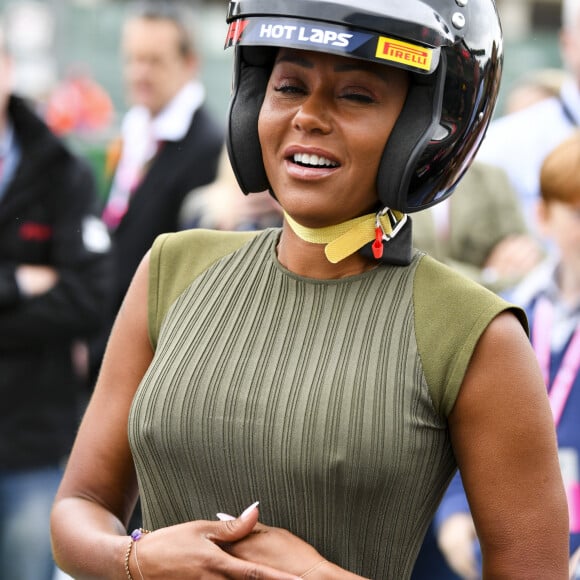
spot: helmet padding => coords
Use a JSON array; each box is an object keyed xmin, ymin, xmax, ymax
[{"xmin": 226, "ymin": 55, "xmax": 271, "ymax": 194}]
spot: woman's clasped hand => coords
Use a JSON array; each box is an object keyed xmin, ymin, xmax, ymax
[{"xmin": 125, "ymin": 503, "xmax": 359, "ymax": 579}]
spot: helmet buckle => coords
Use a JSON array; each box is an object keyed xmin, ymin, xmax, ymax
[{"xmin": 372, "ymin": 209, "xmax": 408, "ymax": 259}]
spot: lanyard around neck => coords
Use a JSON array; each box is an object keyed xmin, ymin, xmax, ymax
[{"xmin": 532, "ymin": 297, "xmax": 580, "ymax": 427}]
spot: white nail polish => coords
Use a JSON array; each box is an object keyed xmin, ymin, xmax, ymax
[
  {"xmin": 216, "ymin": 512, "xmax": 236, "ymax": 521},
  {"xmin": 240, "ymin": 501, "xmax": 260, "ymax": 519}
]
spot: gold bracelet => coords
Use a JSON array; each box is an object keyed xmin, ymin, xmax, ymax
[
  {"xmin": 134, "ymin": 540, "xmax": 146, "ymax": 580},
  {"xmin": 124, "ymin": 538, "xmax": 135, "ymax": 580},
  {"xmin": 301, "ymin": 560, "xmax": 328, "ymax": 578},
  {"xmin": 124, "ymin": 528, "xmax": 150, "ymax": 580}
]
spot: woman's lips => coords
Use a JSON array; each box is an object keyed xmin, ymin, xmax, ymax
[{"xmin": 284, "ymin": 148, "xmax": 341, "ymax": 179}]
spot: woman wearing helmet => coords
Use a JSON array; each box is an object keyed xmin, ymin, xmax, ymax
[{"xmin": 51, "ymin": 1, "xmax": 569, "ymax": 578}]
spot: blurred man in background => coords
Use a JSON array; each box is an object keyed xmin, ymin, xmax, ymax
[
  {"xmin": 91, "ymin": 1, "xmax": 224, "ymax": 383},
  {"xmin": 0, "ymin": 23, "xmax": 112, "ymax": 580},
  {"xmin": 477, "ymin": 0, "xmax": 580, "ymax": 232}
]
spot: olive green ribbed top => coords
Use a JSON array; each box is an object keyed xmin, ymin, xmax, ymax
[{"xmin": 129, "ymin": 228, "xmax": 525, "ymax": 579}]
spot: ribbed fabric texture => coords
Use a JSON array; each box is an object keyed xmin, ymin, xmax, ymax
[{"xmin": 129, "ymin": 229, "xmax": 514, "ymax": 579}]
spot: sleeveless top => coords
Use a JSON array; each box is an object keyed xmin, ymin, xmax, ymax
[{"xmin": 129, "ymin": 228, "xmax": 526, "ymax": 579}]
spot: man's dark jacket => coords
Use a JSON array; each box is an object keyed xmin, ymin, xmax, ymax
[
  {"xmin": 0, "ymin": 95, "xmax": 113, "ymax": 469},
  {"xmin": 90, "ymin": 104, "xmax": 223, "ymax": 380},
  {"xmin": 110, "ymin": 105, "xmax": 223, "ymax": 309}
]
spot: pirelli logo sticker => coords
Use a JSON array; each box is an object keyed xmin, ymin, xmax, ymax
[{"xmin": 375, "ymin": 37, "xmax": 433, "ymax": 71}]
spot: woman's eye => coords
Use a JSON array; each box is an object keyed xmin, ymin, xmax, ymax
[
  {"xmin": 274, "ymin": 84, "xmax": 306, "ymax": 95},
  {"xmin": 341, "ymin": 92, "xmax": 375, "ymax": 104}
]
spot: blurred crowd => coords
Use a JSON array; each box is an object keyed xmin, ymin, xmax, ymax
[{"xmin": 1, "ymin": 0, "xmax": 580, "ymax": 579}]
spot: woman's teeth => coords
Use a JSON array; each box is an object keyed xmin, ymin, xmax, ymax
[{"xmin": 293, "ymin": 153, "xmax": 339, "ymax": 168}]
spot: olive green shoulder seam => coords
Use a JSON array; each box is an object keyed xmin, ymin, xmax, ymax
[{"xmin": 413, "ymin": 254, "xmax": 527, "ymax": 418}]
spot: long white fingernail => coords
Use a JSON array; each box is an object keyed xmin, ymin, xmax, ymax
[
  {"xmin": 240, "ymin": 501, "xmax": 260, "ymax": 519},
  {"xmin": 216, "ymin": 513, "xmax": 236, "ymax": 521}
]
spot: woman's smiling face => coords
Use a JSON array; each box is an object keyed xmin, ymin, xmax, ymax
[{"xmin": 258, "ymin": 48, "xmax": 410, "ymax": 228}]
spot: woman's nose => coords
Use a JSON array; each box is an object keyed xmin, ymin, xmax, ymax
[{"xmin": 293, "ymin": 91, "xmax": 333, "ymax": 134}]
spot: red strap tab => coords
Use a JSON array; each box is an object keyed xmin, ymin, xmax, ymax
[{"xmin": 372, "ymin": 226, "xmax": 383, "ymax": 259}]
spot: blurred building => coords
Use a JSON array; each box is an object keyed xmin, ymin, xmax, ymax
[{"xmin": 0, "ymin": 0, "xmax": 232, "ymax": 126}]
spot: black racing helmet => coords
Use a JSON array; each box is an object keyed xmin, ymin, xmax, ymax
[{"xmin": 224, "ymin": 0, "xmax": 503, "ymax": 213}]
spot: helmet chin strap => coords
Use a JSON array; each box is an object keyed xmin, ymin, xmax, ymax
[{"xmin": 283, "ymin": 208, "xmax": 406, "ymax": 264}]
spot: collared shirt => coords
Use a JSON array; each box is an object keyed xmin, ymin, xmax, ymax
[
  {"xmin": 118, "ymin": 80, "xmax": 205, "ymax": 177},
  {"xmin": 476, "ymin": 78, "xmax": 580, "ymax": 232},
  {"xmin": 104, "ymin": 81, "xmax": 205, "ymax": 229},
  {"xmin": 0, "ymin": 121, "xmax": 21, "ymax": 202}
]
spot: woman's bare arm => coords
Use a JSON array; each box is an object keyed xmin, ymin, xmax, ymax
[
  {"xmin": 50, "ymin": 252, "xmax": 153, "ymax": 577},
  {"xmin": 449, "ymin": 311, "xmax": 569, "ymax": 579}
]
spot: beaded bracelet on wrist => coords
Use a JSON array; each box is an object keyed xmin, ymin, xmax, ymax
[{"xmin": 124, "ymin": 528, "xmax": 150, "ymax": 580}]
